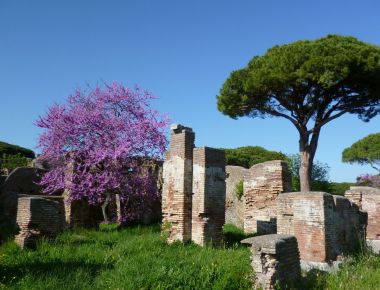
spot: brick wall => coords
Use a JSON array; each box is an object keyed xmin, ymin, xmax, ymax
[
  {"xmin": 162, "ymin": 124, "xmax": 195, "ymax": 242},
  {"xmin": 192, "ymin": 147, "xmax": 226, "ymax": 246},
  {"xmin": 244, "ymin": 160, "xmax": 291, "ymax": 234},
  {"xmin": 345, "ymin": 186, "xmax": 380, "ymax": 240},
  {"xmin": 277, "ymin": 192, "xmax": 366, "ymax": 263},
  {"xmin": 15, "ymin": 196, "xmax": 65, "ymax": 248},
  {"xmin": 225, "ymin": 165, "xmax": 247, "ymax": 228}
]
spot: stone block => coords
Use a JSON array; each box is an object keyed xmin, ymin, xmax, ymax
[
  {"xmin": 15, "ymin": 196, "xmax": 65, "ymax": 248},
  {"xmin": 241, "ymin": 234, "xmax": 301, "ymax": 290}
]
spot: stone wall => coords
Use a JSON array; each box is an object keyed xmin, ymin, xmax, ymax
[
  {"xmin": 15, "ymin": 196, "xmax": 65, "ymax": 248},
  {"xmin": 244, "ymin": 160, "xmax": 291, "ymax": 234},
  {"xmin": 192, "ymin": 147, "xmax": 226, "ymax": 246},
  {"xmin": 225, "ymin": 165, "xmax": 247, "ymax": 228},
  {"xmin": 241, "ymin": 234, "xmax": 301, "ymax": 290},
  {"xmin": 162, "ymin": 124, "xmax": 195, "ymax": 242},
  {"xmin": 345, "ymin": 186, "xmax": 380, "ymax": 240},
  {"xmin": 277, "ymin": 192, "xmax": 366, "ymax": 264},
  {"xmin": 0, "ymin": 167, "xmax": 48, "ymax": 233}
]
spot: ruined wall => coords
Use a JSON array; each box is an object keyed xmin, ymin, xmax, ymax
[
  {"xmin": 192, "ymin": 147, "xmax": 226, "ymax": 246},
  {"xmin": 244, "ymin": 160, "xmax": 291, "ymax": 234},
  {"xmin": 241, "ymin": 234, "xmax": 301, "ymax": 290},
  {"xmin": 277, "ymin": 192, "xmax": 366, "ymax": 263},
  {"xmin": 225, "ymin": 165, "xmax": 247, "ymax": 228},
  {"xmin": 162, "ymin": 124, "xmax": 194, "ymax": 242},
  {"xmin": 0, "ymin": 167, "xmax": 48, "ymax": 232},
  {"xmin": 15, "ymin": 196, "xmax": 65, "ymax": 248},
  {"xmin": 345, "ymin": 186, "xmax": 380, "ymax": 241},
  {"xmin": 63, "ymin": 191, "xmax": 103, "ymax": 228}
]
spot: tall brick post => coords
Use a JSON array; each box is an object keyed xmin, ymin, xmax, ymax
[
  {"xmin": 192, "ymin": 147, "xmax": 226, "ymax": 246},
  {"xmin": 162, "ymin": 124, "xmax": 195, "ymax": 242}
]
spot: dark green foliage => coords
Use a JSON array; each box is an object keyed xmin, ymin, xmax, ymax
[
  {"xmin": 329, "ymin": 182, "xmax": 355, "ymax": 196},
  {"xmin": 218, "ymin": 35, "xmax": 380, "ymax": 122},
  {"xmin": 0, "ymin": 153, "xmax": 31, "ymax": 171},
  {"xmin": 0, "ymin": 141, "xmax": 35, "ymax": 158},
  {"xmin": 222, "ymin": 224, "xmax": 256, "ymax": 248},
  {"xmin": 288, "ymin": 154, "xmax": 331, "ymax": 191},
  {"xmin": 0, "ymin": 225, "xmax": 252, "ymax": 290},
  {"xmin": 342, "ymin": 133, "xmax": 380, "ymax": 172},
  {"xmin": 234, "ymin": 180, "xmax": 244, "ymax": 200},
  {"xmin": 218, "ymin": 35, "xmax": 380, "ymax": 191},
  {"xmin": 223, "ymin": 146, "xmax": 287, "ymax": 168}
]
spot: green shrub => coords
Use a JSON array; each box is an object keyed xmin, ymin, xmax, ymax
[{"xmin": 234, "ymin": 180, "xmax": 244, "ymax": 200}]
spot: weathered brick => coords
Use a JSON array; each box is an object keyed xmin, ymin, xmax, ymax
[
  {"xmin": 244, "ymin": 160, "xmax": 291, "ymax": 234},
  {"xmin": 192, "ymin": 147, "xmax": 226, "ymax": 246}
]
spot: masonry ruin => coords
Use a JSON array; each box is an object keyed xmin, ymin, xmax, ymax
[
  {"xmin": 15, "ymin": 196, "xmax": 65, "ymax": 248},
  {"xmin": 192, "ymin": 147, "xmax": 226, "ymax": 246},
  {"xmin": 162, "ymin": 124, "xmax": 226, "ymax": 246},
  {"xmin": 345, "ymin": 186, "xmax": 380, "ymax": 253},
  {"xmin": 277, "ymin": 192, "xmax": 367, "ymax": 268},
  {"xmin": 162, "ymin": 124, "xmax": 195, "ymax": 242},
  {"xmin": 241, "ymin": 234, "xmax": 301, "ymax": 290},
  {"xmin": 225, "ymin": 165, "xmax": 247, "ymax": 228},
  {"xmin": 244, "ymin": 160, "xmax": 291, "ymax": 234}
]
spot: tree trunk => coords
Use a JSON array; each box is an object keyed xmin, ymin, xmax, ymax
[
  {"xmin": 299, "ymin": 150, "xmax": 312, "ymax": 192},
  {"xmin": 299, "ymin": 133, "xmax": 312, "ymax": 192},
  {"xmin": 115, "ymin": 193, "xmax": 122, "ymax": 223},
  {"xmin": 101, "ymin": 192, "xmax": 111, "ymax": 223},
  {"xmin": 299, "ymin": 129, "xmax": 319, "ymax": 192}
]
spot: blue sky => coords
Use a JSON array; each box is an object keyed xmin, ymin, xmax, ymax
[{"xmin": 0, "ymin": 0, "xmax": 379, "ymax": 182}]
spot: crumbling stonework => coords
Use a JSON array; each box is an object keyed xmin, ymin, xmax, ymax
[
  {"xmin": 244, "ymin": 160, "xmax": 291, "ymax": 234},
  {"xmin": 225, "ymin": 165, "xmax": 247, "ymax": 228},
  {"xmin": 277, "ymin": 192, "xmax": 366, "ymax": 264},
  {"xmin": 162, "ymin": 124, "xmax": 195, "ymax": 242},
  {"xmin": 241, "ymin": 234, "xmax": 301, "ymax": 290},
  {"xmin": 345, "ymin": 186, "xmax": 380, "ymax": 253},
  {"xmin": 15, "ymin": 196, "xmax": 65, "ymax": 248},
  {"xmin": 0, "ymin": 167, "xmax": 49, "ymax": 233},
  {"xmin": 192, "ymin": 147, "xmax": 226, "ymax": 246}
]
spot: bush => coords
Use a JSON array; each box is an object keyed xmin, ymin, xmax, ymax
[
  {"xmin": 234, "ymin": 180, "xmax": 244, "ymax": 200},
  {"xmin": 0, "ymin": 153, "xmax": 32, "ymax": 172},
  {"xmin": 222, "ymin": 146, "xmax": 287, "ymax": 168}
]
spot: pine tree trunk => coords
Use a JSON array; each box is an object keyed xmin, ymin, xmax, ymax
[{"xmin": 299, "ymin": 150, "xmax": 312, "ymax": 192}]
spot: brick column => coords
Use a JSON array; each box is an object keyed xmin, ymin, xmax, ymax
[
  {"xmin": 162, "ymin": 124, "xmax": 195, "ymax": 242},
  {"xmin": 192, "ymin": 147, "xmax": 226, "ymax": 246}
]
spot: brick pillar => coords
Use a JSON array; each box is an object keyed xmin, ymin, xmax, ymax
[
  {"xmin": 241, "ymin": 234, "xmax": 301, "ymax": 290},
  {"xmin": 162, "ymin": 124, "xmax": 195, "ymax": 242},
  {"xmin": 15, "ymin": 196, "xmax": 65, "ymax": 248},
  {"xmin": 192, "ymin": 147, "xmax": 226, "ymax": 246},
  {"xmin": 244, "ymin": 160, "xmax": 291, "ymax": 234}
]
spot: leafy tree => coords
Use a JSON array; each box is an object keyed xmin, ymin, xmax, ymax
[
  {"xmin": 0, "ymin": 141, "xmax": 35, "ymax": 158},
  {"xmin": 223, "ymin": 146, "xmax": 287, "ymax": 168},
  {"xmin": 342, "ymin": 133, "xmax": 380, "ymax": 173},
  {"xmin": 217, "ymin": 35, "xmax": 380, "ymax": 191},
  {"xmin": 36, "ymin": 82, "xmax": 168, "ymax": 223}
]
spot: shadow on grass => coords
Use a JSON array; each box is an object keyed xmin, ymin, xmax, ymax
[{"xmin": 0, "ymin": 259, "xmax": 114, "ymax": 286}]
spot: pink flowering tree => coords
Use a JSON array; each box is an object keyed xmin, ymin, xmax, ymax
[{"xmin": 36, "ymin": 82, "xmax": 168, "ymax": 223}]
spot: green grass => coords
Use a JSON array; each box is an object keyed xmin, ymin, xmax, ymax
[
  {"xmin": 1, "ymin": 224, "xmax": 380, "ymax": 290},
  {"xmin": 0, "ymin": 224, "xmax": 252, "ymax": 290}
]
